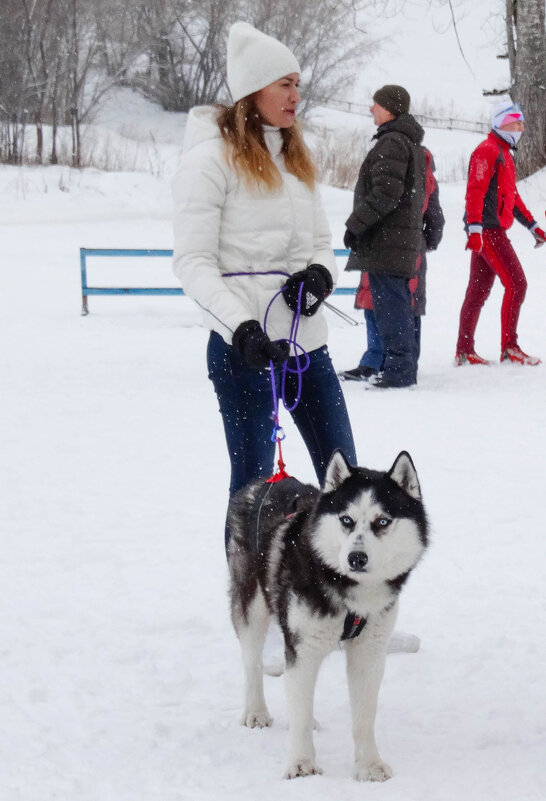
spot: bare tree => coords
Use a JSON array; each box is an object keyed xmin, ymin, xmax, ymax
[
  {"xmin": 0, "ymin": 0, "xmax": 143, "ymax": 165},
  {"xmin": 503, "ymin": 0, "xmax": 546, "ymax": 177},
  {"xmin": 0, "ymin": 0, "xmax": 31, "ymax": 163},
  {"xmin": 244, "ymin": 0, "xmax": 375, "ymax": 115},
  {"xmin": 124, "ymin": 0, "xmax": 375, "ymax": 113},
  {"xmin": 124, "ymin": 0, "xmax": 233, "ymax": 111},
  {"xmin": 93, "ymin": 0, "xmax": 145, "ymax": 79},
  {"xmin": 0, "ymin": 0, "xmax": 377, "ymax": 164},
  {"xmin": 20, "ymin": 0, "xmax": 63, "ymax": 162}
]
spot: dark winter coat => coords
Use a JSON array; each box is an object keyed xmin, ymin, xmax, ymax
[
  {"xmin": 345, "ymin": 112, "xmax": 426, "ymax": 278},
  {"xmin": 464, "ymin": 131, "xmax": 535, "ymax": 231},
  {"xmin": 355, "ymin": 147, "xmax": 444, "ymax": 315}
]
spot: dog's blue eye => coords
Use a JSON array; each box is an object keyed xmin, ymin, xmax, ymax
[
  {"xmin": 371, "ymin": 516, "xmax": 391, "ymax": 536},
  {"xmin": 340, "ymin": 515, "xmax": 354, "ymax": 528}
]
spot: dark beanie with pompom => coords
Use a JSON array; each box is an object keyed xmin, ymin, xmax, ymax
[{"xmin": 372, "ymin": 85, "xmax": 410, "ymax": 116}]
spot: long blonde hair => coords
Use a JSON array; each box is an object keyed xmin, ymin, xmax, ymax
[{"xmin": 216, "ymin": 97, "xmax": 316, "ymax": 191}]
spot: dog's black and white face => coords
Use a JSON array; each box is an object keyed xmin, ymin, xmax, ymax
[{"xmin": 312, "ymin": 451, "xmax": 428, "ymax": 583}]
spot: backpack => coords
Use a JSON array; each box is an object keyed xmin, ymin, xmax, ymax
[{"xmin": 423, "ymin": 147, "xmax": 437, "ymax": 213}]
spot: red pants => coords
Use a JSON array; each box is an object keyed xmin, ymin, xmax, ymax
[{"xmin": 456, "ymin": 228, "xmax": 527, "ymax": 353}]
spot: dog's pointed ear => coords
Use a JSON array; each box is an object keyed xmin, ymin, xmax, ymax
[
  {"xmin": 388, "ymin": 451, "xmax": 421, "ymax": 500},
  {"xmin": 323, "ymin": 449, "xmax": 352, "ymax": 493}
]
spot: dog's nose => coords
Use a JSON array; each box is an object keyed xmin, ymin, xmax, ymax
[{"xmin": 348, "ymin": 551, "xmax": 368, "ymax": 572}]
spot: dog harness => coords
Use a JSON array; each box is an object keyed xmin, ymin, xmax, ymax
[{"xmin": 341, "ymin": 613, "xmax": 367, "ymax": 641}]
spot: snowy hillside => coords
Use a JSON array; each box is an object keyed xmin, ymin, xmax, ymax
[{"xmin": 2, "ymin": 3, "xmax": 546, "ymax": 799}]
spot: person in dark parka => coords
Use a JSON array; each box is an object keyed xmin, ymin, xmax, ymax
[
  {"xmin": 344, "ymin": 85, "xmax": 426, "ymax": 388},
  {"xmin": 340, "ymin": 146, "xmax": 444, "ymax": 382}
]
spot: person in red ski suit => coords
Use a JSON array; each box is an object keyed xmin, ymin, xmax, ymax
[{"xmin": 455, "ymin": 100, "xmax": 546, "ymax": 366}]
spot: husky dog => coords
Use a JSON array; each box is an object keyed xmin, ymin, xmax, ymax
[{"xmin": 227, "ymin": 449, "xmax": 428, "ymax": 781}]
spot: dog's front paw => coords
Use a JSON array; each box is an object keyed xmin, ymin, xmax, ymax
[
  {"xmin": 241, "ymin": 709, "xmax": 272, "ymax": 728},
  {"xmin": 355, "ymin": 759, "xmax": 392, "ymax": 782},
  {"xmin": 284, "ymin": 758, "xmax": 323, "ymax": 779}
]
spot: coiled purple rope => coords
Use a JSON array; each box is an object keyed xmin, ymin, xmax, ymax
[
  {"xmin": 263, "ymin": 281, "xmax": 310, "ymax": 415},
  {"xmin": 223, "ymin": 269, "xmax": 312, "ymax": 440}
]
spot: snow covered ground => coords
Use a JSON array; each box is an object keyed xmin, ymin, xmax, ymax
[
  {"xmin": 2, "ymin": 2, "xmax": 546, "ymax": 794},
  {"xmin": 2, "ymin": 149, "xmax": 546, "ymax": 800}
]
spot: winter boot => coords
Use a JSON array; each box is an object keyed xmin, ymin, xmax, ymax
[
  {"xmin": 338, "ymin": 365, "xmax": 378, "ymax": 381},
  {"xmin": 454, "ymin": 350, "xmax": 492, "ymax": 366},
  {"xmin": 364, "ymin": 373, "xmax": 416, "ymax": 390},
  {"xmin": 500, "ymin": 345, "xmax": 541, "ymax": 366}
]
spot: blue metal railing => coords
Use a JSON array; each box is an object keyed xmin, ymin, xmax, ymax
[{"xmin": 80, "ymin": 247, "xmax": 354, "ymax": 314}]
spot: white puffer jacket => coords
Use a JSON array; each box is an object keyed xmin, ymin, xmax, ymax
[{"xmin": 172, "ymin": 106, "xmax": 336, "ymax": 352}]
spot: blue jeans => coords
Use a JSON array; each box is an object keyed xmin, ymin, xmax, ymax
[
  {"xmin": 360, "ymin": 309, "xmax": 422, "ymax": 372},
  {"xmin": 367, "ymin": 273, "xmax": 418, "ymax": 386},
  {"xmin": 360, "ymin": 309, "xmax": 385, "ymax": 371},
  {"xmin": 207, "ymin": 331, "xmax": 357, "ymax": 499}
]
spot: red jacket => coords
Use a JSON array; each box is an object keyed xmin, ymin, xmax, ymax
[{"xmin": 465, "ymin": 131, "xmax": 534, "ymax": 231}]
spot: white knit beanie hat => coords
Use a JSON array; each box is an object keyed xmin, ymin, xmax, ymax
[{"xmin": 227, "ymin": 22, "xmax": 300, "ymax": 104}]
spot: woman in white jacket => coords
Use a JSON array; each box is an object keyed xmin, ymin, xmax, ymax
[{"xmin": 172, "ymin": 22, "xmax": 356, "ymax": 529}]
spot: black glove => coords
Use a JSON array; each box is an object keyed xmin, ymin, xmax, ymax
[
  {"xmin": 282, "ymin": 264, "xmax": 333, "ymax": 317},
  {"xmin": 232, "ymin": 320, "xmax": 290, "ymax": 370},
  {"xmin": 344, "ymin": 229, "xmax": 357, "ymax": 252}
]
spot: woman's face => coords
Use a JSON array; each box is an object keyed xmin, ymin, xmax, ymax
[
  {"xmin": 255, "ymin": 74, "xmax": 301, "ymax": 128},
  {"xmin": 500, "ymin": 120, "xmax": 525, "ymax": 132}
]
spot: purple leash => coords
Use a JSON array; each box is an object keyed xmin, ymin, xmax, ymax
[
  {"xmin": 222, "ymin": 269, "xmax": 312, "ymax": 445},
  {"xmin": 263, "ymin": 282, "xmax": 310, "ymax": 447}
]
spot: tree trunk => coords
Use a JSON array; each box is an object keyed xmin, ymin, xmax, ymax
[
  {"xmin": 50, "ymin": 117, "xmax": 58, "ymax": 165},
  {"xmin": 510, "ymin": 0, "xmax": 546, "ymax": 177},
  {"xmin": 505, "ymin": 0, "xmax": 516, "ymax": 88},
  {"xmin": 36, "ymin": 120, "xmax": 43, "ymax": 162},
  {"xmin": 50, "ymin": 54, "xmax": 61, "ymax": 165},
  {"xmin": 71, "ymin": 105, "xmax": 80, "ymax": 168}
]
